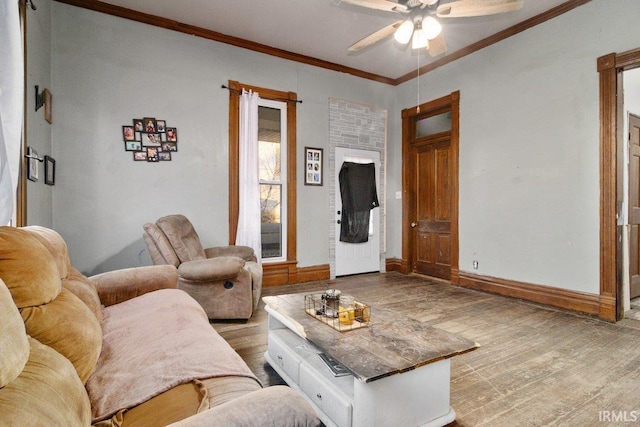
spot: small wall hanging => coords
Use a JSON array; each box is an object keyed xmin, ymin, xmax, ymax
[
  {"xmin": 44, "ymin": 155, "xmax": 56, "ymax": 185},
  {"xmin": 122, "ymin": 117, "xmax": 178, "ymax": 162},
  {"xmin": 304, "ymin": 147, "xmax": 323, "ymax": 186},
  {"xmin": 26, "ymin": 147, "xmax": 41, "ymax": 182}
]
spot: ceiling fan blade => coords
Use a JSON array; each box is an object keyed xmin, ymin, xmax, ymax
[
  {"xmin": 348, "ymin": 20, "xmax": 403, "ymax": 52},
  {"xmin": 338, "ymin": 0, "xmax": 408, "ymax": 13},
  {"xmin": 436, "ymin": 0, "xmax": 523, "ymax": 18},
  {"xmin": 426, "ymin": 33, "xmax": 447, "ymax": 56}
]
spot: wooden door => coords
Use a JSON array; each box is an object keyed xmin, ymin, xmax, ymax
[
  {"xmin": 629, "ymin": 114, "xmax": 640, "ymax": 299},
  {"xmin": 413, "ymin": 139, "xmax": 452, "ymax": 279},
  {"xmin": 402, "ymin": 92, "xmax": 459, "ymax": 282}
]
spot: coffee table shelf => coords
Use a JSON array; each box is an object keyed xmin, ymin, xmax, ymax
[{"xmin": 263, "ymin": 294, "xmax": 478, "ymax": 427}]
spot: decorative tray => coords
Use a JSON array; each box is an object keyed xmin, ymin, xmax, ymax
[{"xmin": 304, "ymin": 293, "xmax": 370, "ymax": 332}]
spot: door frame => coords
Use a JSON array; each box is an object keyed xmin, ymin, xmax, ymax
[
  {"xmin": 401, "ymin": 91, "xmax": 460, "ymax": 283},
  {"xmin": 598, "ymin": 47, "xmax": 640, "ymax": 321}
]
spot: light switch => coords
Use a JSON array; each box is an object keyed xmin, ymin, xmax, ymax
[{"xmin": 395, "ymin": 191, "xmax": 402, "ymax": 199}]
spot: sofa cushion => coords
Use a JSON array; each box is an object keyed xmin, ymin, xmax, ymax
[
  {"xmin": 0, "ymin": 279, "xmax": 29, "ymax": 389},
  {"xmin": 0, "ymin": 337, "xmax": 92, "ymax": 426},
  {"xmin": 0, "ymin": 226, "xmax": 61, "ymax": 308},
  {"xmin": 64, "ymin": 268, "xmax": 104, "ymax": 323},
  {"xmin": 23, "ymin": 225, "xmax": 70, "ymax": 279},
  {"xmin": 87, "ymin": 288, "xmax": 259, "ymax": 423},
  {"xmin": 97, "ymin": 381, "xmax": 205, "ymax": 427},
  {"xmin": 23, "ymin": 226, "xmax": 104, "ymax": 322},
  {"xmin": 20, "ymin": 287, "xmax": 102, "ymax": 384}
]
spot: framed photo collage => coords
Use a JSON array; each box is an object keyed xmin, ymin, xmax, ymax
[{"xmin": 122, "ymin": 117, "xmax": 178, "ymax": 162}]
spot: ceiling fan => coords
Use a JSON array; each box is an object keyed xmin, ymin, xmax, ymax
[{"xmin": 343, "ymin": 0, "xmax": 524, "ymax": 57}]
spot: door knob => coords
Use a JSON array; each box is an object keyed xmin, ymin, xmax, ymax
[{"xmin": 411, "ymin": 222, "xmax": 417, "ymax": 228}]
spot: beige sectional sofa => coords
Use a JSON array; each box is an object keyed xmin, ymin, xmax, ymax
[{"xmin": 0, "ymin": 225, "xmax": 320, "ymax": 426}]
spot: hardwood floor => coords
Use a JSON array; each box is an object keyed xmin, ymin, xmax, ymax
[{"xmin": 211, "ymin": 273, "xmax": 640, "ymax": 426}]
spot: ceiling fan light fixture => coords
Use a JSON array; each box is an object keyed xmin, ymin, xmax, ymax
[
  {"xmin": 394, "ymin": 19, "xmax": 414, "ymax": 44},
  {"xmin": 422, "ymin": 16, "xmax": 442, "ymax": 40},
  {"xmin": 411, "ymin": 27, "xmax": 429, "ymax": 50}
]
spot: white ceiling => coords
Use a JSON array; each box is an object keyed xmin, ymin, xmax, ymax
[{"xmin": 98, "ymin": 0, "xmax": 578, "ymax": 81}]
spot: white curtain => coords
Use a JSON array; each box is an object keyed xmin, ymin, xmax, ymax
[
  {"xmin": 0, "ymin": 0, "xmax": 24, "ymax": 225},
  {"xmin": 236, "ymin": 89, "xmax": 262, "ymax": 263}
]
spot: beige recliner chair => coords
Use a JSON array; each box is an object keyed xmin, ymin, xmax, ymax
[{"xmin": 143, "ymin": 214, "xmax": 262, "ymax": 320}]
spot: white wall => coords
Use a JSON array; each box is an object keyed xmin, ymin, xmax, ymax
[
  {"xmin": 25, "ymin": 0, "xmax": 53, "ymax": 227},
  {"xmin": 42, "ymin": 0, "xmax": 640, "ymax": 297},
  {"xmin": 390, "ymin": 0, "xmax": 640, "ymax": 294},
  {"xmin": 50, "ymin": 3, "xmax": 395, "ymax": 275}
]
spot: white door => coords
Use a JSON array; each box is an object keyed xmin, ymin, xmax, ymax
[{"xmin": 335, "ymin": 147, "xmax": 381, "ymax": 276}]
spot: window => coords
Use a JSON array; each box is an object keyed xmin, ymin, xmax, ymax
[
  {"xmin": 228, "ymin": 80, "xmax": 297, "ymax": 274},
  {"xmin": 415, "ymin": 111, "xmax": 451, "ymax": 138},
  {"xmin": 258, "ymin": 101, "xmax": 287, "ymax": 260}
]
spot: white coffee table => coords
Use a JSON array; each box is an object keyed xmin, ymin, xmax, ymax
[{"xmin": 263, "ymin": 293, "xmax": 478, "ymax": 427}]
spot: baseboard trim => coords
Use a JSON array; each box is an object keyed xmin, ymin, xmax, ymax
[
  {"xmin": 263, "ymin": 262, "xmax": 330, "ymax": 287},
  {"xmin": 457, "ymin": 272, "xmax": 601, "ymax": 317},
  {"xmin": 297, "ymin": 264, "xmax": 331, "ymax": 283},
  {"xmin": 386, "ymin": 258, "xmax": 409, "ymax": 274}
]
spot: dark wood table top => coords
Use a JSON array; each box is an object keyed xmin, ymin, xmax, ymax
[{"xmin": 263, "ymin": 293, "xmax": 479, "ymax": 383}]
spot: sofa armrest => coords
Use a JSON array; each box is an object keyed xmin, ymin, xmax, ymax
[
  {"xmin": 178, "ymin": 257, "xmax": 245, "ymax": 283},
  {"xmin": 204, "ymin": 246, "xmax": 257, "ymax": 262},
  {"xmin": 89, "ymin": 265, "xmax": 178, "ymax": 307},
  {"xmin": 168, "ymin": 386, "xmax": 321, "ymax": 427}
]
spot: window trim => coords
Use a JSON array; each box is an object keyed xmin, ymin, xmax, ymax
[{"xmin": 228, "ymin": 80, "xmax": 297, "ymax": 270}]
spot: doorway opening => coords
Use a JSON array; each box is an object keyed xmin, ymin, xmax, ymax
[
  {"xmin": 401, "ymin": 91, "xmax": 460, "ymax": 282},
  {"xmin": 598, "ymin": 47, "xmax": 640, "ymax": 322},
  {"xmin": 622, "ymin": 69, "xmax": 640, "ymax": 321},
  {"xmin": 328, "ymin": 99, "xmax": 387, "ymax": 279}
]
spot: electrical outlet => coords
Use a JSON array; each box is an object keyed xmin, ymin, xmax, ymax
[{"xmin": 472, "ymin": 261, "xmax": 479, "ymax": 270}]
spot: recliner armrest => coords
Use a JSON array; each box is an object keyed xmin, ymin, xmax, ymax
[
  {"xmin": 167, "ymin": 386, "xmax": 321, "ymax": 427},
  {"xmin": 89, "ymin": 265, "xmax": 178, "ymax": 306},
  {"xmin": 204, "ymin": 245, "xmax": 257, "ymax": 262},
  {"xmin": 178, "ymin": 257, "xmax": 246, "ymax": 282}
]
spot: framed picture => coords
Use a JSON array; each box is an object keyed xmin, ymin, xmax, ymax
[
  {"xmin": 142, "ymin": 133, "xmax": 161, "ymax": 147},
  {"xmin": 158, "ymin": 151, "xmax": 171, "ymax": 161},
  {"xmin": 161, "ymin": 141, "xmax": 178, "ymax": 152},
  {"xmin": 133, "ymin": 119, "xmax": 144, "ymax": 132},
  {"xmin": 156, "ymin": 120, "xmax": 166, "ymax": 133},
  {"xmin": 133, "ymin": 151, "xmax": 148, "ymax": 161},
  {"xmin": 143, "ymin": 117, "xmax": 157, "ymax": 133},
  {"xmin": 304, "ymin": 147, "xmax": 323, "ymax": 186},
  {"xmin": 125, "ymin": 140, "xmax": 142, "ymax": 151},
  {"xmin": 44, "ymin": 155, "xmax": 55, "ymax": 185},
  {"xmin": 166, "ymin": 127, "xmax": 178, "ymax": 142},
  {"xmin": 147, "ymin": 147, "xmax": 159, "ymax": 162},
  {"xmin": 122, "ymin": 125, "xmax": 135, "ymax": 141},
  {"xmin": 27, "ymin": 147, "xmax": 39, "ymax": 182}
]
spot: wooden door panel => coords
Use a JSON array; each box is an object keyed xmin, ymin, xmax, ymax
[
  {"xmin": 435, "ymin": 148, "xmax": 450, "ymax": 221},
  {"xmin": 436, "ymin": 234, "xmax": 451, "ymax": 265},
  {"xmin": 414, "ymin": 142, "xmax": 451, "ymax": 280},
  {"xmin": 417, "ymin": 150, "xmax": 434, "ymax": 220}
]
